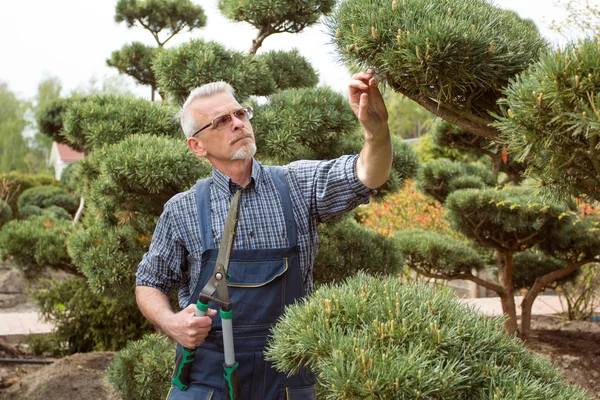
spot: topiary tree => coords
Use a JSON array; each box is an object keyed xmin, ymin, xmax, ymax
[
  {"xmin": 0, "ymin": 215, "xmax": 80, "ymax": 278},
  {"xmin": 322, "ymin": 0, "xmax": 600, "ymax": 341},
  {"xmin": 266, "ymin": 273, "xmax": 590, "ymax": 399},
  {"xmin": 110, "ymin": 0, "xmax": 207, "ymax": 100},
  {"xmin": 107, "ymin": 42, "xmax": 159, "ymax": 100},
  {"xmin": 218, "ymin": 0, "xmax": 336, "ymax": 54},
  {"xmin": 17, "ymin": 185, "xmax": 78, "ymax": 216},
  {"xmin": 496, "ymin": 38, "xmax": 600, "ymax": 202}
]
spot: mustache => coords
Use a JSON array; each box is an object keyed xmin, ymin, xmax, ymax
[{"xmin": 228, "ymin": 131, "xmax": 254, "ymax": 145}]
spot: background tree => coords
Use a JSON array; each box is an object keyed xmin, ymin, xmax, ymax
[
  {"xmin": 218, "ymin": 0, "xmax": 336, "ymax": 54},
  {"xmin": 109, "ymin": 0, "xmax": 207, "ymax": 101},
  {"xmin": 0, "ymin": 83, "xmax": 30, "ymax": 173}
]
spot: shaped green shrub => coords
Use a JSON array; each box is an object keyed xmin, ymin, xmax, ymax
[
  {"xmin": 266, "ymin": 273, "xmax": 590, "ymax": 399},
  {"xmin": 0, "ymin": 215, "xmax": 75, "ymax": 278},
  {"xmin": 106, "ymin": 333, "xmax": 174, "ymax": 400},
  {"xmin": 17, "ymin": 185, "xmax": 78, "ymax": 216},
  {"xmin": 32, "ymin": 277, "xmax": 153, "ymax": 355}
]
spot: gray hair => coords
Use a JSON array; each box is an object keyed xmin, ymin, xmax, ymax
[{"xmin": 179, "ymin": 82, "xmax": 237, "ymax": 138}]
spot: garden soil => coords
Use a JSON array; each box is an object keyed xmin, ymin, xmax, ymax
[{"xmin": 0, "ymin": 314, "xmax": 598, "ymax": 399}]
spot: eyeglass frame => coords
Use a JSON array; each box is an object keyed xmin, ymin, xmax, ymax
[{"xmin": 191, "ymin": 106, "xmax": 253, "ymax": 137}]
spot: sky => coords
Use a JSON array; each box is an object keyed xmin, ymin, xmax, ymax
[{"xmin": 0, "ymin": 0, "xmax": 582, "ymax": 102}]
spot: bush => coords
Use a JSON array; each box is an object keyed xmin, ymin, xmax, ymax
[
  {"xmin": 0, "ymin": 215, "xmax": 74, "ymax": 278},
  {"xmin": 355, "ymin": 180, "xmax": 455, "ymax": 237},
  {"xmin": 0, "ymin": 199, "xmax": 13, "ymax": 227},
  {"xmin": 20, "ymin": 204, "xmax": 71, "ymax": 221},
  {"xmin": 17, "ymin": 185, "xmax": 78, "ymax": 216},
  {"xmin": 395, "ymin": 228, "xmax": 484, "ymax": 274},
  {"xmin": 106, "ymin": 333, "xmax": 174, "ymax": 400},
  {"xmin": 0, "ymin": 172, "xmax": 58, "ymax": 218},
  {"xmin": 314, "ymin": 216, "xmax": 404, "ymax": 286},
  {"xmin": 31, "ymin": 277, "xmax": 154, "ymax": 355},
  {"xmin": 266, "ymin": 272, "xmax": 589, "ymax": 399}
]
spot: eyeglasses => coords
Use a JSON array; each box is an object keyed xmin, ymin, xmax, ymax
[{"xmin": 192, "ymin": 106, "xmax": 253, "ymax": 137}]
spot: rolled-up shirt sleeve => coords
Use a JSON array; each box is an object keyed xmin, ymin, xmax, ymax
[
  {"xmin": 287, "ymin": 154, "xmax": 375, "ymax": 224},
  {"xmin": 136, "ymin": 206, "xmax": 187, "ymax": 295}
]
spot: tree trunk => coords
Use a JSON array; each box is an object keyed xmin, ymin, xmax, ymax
[
  {"xmin": 495, "ymin": 250, "xmax": 519, "ymax": 335},
  {"xmin": 520, "ymin": 261, "xmax": 586, "ymax": 340},
  {"xmin": 249, "ymin": 28, "xmax": 273, "ymax": 55},
  {"xmin": 151, "ymin": 85, "xmax": 156, "ymax": 102},
  {"xmin": 491, "ymin": 154, "xmax": 501, "ymax": 182}
]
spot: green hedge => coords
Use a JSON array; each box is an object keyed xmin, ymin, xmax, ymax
[
  {"xmin": 17, "ymin": 185, "xmax": 78, "ymax": 216},
  {"xmin": 0, "ymin": 215, "xmax": 74, "ymax": 278},
  {"xmin": 31, "ymin": 277, "xmax": 154, "ymax": 355}
]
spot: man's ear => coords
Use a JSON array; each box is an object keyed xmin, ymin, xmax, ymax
[{"xmin": 187, "ymin": 137, "xmax": 207, "ymax": 158}]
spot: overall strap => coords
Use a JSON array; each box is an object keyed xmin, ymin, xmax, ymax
[
  {"xmin": 195, "ymin": 178, "xmax": 214, "ymax": 250},
  {"xmin": 267, "ymin": 166, "xmax": 298, "ymax": 247}
]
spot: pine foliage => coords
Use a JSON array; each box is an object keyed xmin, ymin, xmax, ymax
[
  {"xmin": 395, "ymin": 228, "xmax": 484, "ymax": 275},
  {"xmin": 496, "ymin": 38, "xmax": 600, "ymax": 201},
  {"xmin": 62, "ymin": 95, "xmax": 180, "ymax": 150},
  {"xmin": 107, "ymin": 42, "xmax": 158, "ymax": 88},
  {"xmin": 445, "ymin": 188, "xmax": 565, "ymax": 250},
  {"xmin": 115, "ymin": 0, "xmax": 206, "ymax": 46},
  {"xmin": 218, "ymin": 0, "xmax": 335, "ymax": 35},
  {"xmin": 153, "ymin": 39, "xmax": 274, "ymax": 102},
  {"xmin": 258, "ymin": 49, "xmax": 319, "ymax": 91},
  {"xmin": 17, "ymin": 185, "xmax": 78, "ymax": 216},
  {"xmin": 0, "ymin": 215, "xmax": 74, "ymax": 278},
  {"xmin": 67, "ymin": 221, "xmax": 149, "ymax": 295},
  {"xmin": 326, "ymin": 0, "xmax": 547, "ymax": 119},
  {"xmin": 416, "ymin": 158, "xmax": 494, "ymax": 203},
  {"xmin": 253, "ymin": 87, "xmax": 360, "ymax": 162},
  {"xmin": 512, "ymin": 251, "xmax": 573, "ymax": 290},
  {"xmin": 313, "ymin": 216, "xmax": 404, "ymax": 285},
  {"xmin": 87, "ymin": 135, "xmax": 211, "ymax": 223},
  {"xmin": 106, "ymin": 333, "xmax": 174, "ymax": 400},
  {"xmin": 32, "ymin": 277, "xmax": 153, "ymax": 354},
  {"xmin": 266, "ymin": 273, "xmax": 589, "ymax": 399},
  {"xmin": 0, "ymin": 199, "xmax": 12, "ymax": 227}
]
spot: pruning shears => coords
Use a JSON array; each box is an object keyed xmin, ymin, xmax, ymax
[{"xmin": 172, "ymin": 191, "xmax": 242, "ymax": 400}]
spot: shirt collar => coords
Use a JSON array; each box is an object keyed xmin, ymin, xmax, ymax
[{"xmin": 211, "ymin": 158, "xmax": 263, "ymax": 197}]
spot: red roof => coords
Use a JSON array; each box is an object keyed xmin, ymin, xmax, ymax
[{"xmin": 56, "ymin": 143, "xmax": 84, "ymax": 162}]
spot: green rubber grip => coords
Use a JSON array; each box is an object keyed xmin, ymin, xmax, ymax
[
  {"xmin": 172, "ymin": 346, "xmax": 196, "ymax": 390},
  {"xmin": 220, "ymin": 309, "xmax": 233, "ymax": 319},
  {"xmin": 197, "ymin": 301, "xmax": 209, "ymax": 313},
  {"xmin": 223, "ymin": 362, "xmax": 241, "ymax": 400}
]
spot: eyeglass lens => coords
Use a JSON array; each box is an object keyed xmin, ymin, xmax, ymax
[{"xmin": 213, "ymin": 107, "xmax": 253, "ymax": 129}]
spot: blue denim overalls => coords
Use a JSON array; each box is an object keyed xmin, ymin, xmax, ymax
[{"xmin": 168, "ymin": 167, "xmax": 316, "ymax": 400}]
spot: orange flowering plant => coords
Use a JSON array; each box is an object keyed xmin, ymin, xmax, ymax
[{"xmin": 355, "ymin": 180, "xmax": 455, "ymax": 237}]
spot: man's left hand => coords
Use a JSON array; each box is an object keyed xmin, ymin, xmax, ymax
[{"xmin": 348, "ymin": 68, "xmax": 389, "ymax": 137}]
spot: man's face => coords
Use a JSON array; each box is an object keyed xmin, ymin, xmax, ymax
[{"xmin": 187, "ymin": 92, "xmax": 256, "ymax": 162}]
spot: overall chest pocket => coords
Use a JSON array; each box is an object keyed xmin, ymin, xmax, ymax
[{"xmin": 203, "ymin": 258, "xmax": 289, "ymax": 328}]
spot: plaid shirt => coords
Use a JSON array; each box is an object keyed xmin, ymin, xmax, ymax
[{"xmin": 136, "ymin": 155, "xmax": 372, "ymax": 308}]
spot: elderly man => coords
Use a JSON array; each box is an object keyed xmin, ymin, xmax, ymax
[{"xmin": 136, "ymin": 69, "xmax": 392, "ymax": 399}]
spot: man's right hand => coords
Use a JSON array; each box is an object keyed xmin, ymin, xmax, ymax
[{"xmin": 165, "ymin": 304, "xmax": 218, "ymax": 348}]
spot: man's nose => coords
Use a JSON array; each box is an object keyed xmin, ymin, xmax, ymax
[{"xmin": 230, "ymin": 114, "xmax": 245, "ymax": 130}]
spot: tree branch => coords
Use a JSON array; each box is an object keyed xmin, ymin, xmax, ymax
[
  {"xmin": 407, "ymin": 264, "xmax": 503, "ymax": 293},
  {"xmin": 387, "ymin": 80, "xmax": 499, "ymax": 139}
]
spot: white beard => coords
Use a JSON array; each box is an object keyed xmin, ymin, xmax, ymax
[{"xmin": 231, "ymin": 142, "xmax": 257, "ymax": 160}]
